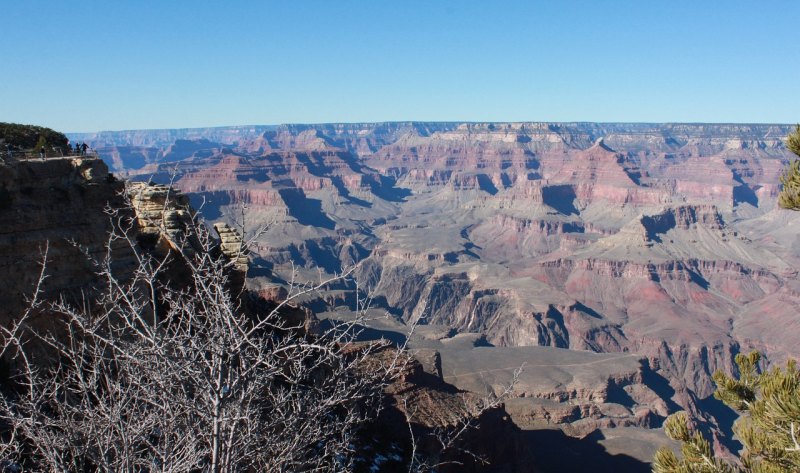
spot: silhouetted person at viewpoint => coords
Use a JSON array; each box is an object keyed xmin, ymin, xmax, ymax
[{"xmin": 81, "ymin": 143, "xmax": 88, "ymax": 156}]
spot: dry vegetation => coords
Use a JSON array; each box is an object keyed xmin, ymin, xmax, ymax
[{"xmin": 0, "ymin": 189, "xmax": 510, "ymax": 472}]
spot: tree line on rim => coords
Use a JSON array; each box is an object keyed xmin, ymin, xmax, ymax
[{"xmin": 0, "ymin": 123, "xmax": 70, "ymax": 154}]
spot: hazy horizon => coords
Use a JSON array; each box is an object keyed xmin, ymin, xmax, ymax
[{"xmin": 60, "ymin": 120, "xmax": 798, "ymax": 136}]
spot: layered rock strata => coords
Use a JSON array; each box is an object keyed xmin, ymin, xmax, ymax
[
  {"xmin": 0, "ymin": 157, "xmax": 132, "ymax": 325},
  {"xmin": 78, "ymin": 122, "xmax": 800, "ymax": 458}
]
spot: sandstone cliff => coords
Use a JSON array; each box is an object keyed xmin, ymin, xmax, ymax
[
  {"xmin": 0, "ymin": 157, "xmax": 131, "ymax": 325},
  {"xmin": 0, "ymin": 157, "xmax": 249, "ymax": 327}
]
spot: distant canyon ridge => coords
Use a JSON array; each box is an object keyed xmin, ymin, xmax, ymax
[{"xmin": 70, "ymin": 122, "xmax": 800, "ymax": 458}]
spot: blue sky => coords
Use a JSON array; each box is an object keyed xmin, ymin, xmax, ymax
[{"xmin": 1, "ymin": 0, "xmax": 798, "ymax": 132}]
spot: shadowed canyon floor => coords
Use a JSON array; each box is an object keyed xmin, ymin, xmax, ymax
[{"xmin": 71, "ymin": 122, "xmax": 800, "ymax": 465}]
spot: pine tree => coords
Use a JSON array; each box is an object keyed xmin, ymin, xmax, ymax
[
  {"xmin": 653, "ymin": 352, "xmax": 800, "ymax": 473},
  {"xmin": 778, "ymin": 125, "xmax": 800, "ymax": 210}
]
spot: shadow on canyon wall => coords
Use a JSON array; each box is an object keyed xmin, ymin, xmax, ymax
[
  {"xmin": 369, "ymin": 175, "xmax": 413, "ymax": 202},
  {"xmin": 318, "ymin": 318, "xmax": 408, "ymax": 347},
  {"xmin": 278, "ymin": 188, "xmax": 336, "ymax": 229},
  {"xmin": 515, "ymin": 428, "xmax": 651, "ymax": 473},
  {"xmin": 541, "ymin": 184, "xmax": 579, "ymax": 216}
]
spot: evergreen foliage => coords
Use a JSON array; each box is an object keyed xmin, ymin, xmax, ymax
[
  {"xmin": 653, "ymin": 411, "xmax": 735, "ymax": 473},
  {"xmin": 0, "ymin": 122, "xmax": 70, "ymax": 154},
  {"xmin": 653, "ymin": 352, "xmax": 800, "ymax": 473},
  {"xmin": 778, "ymin": 125, "xmax": 800, "ymax": 210},
  {"xmin": 787, "ymin": 125, "xmax": 800, "ymax": 158}
]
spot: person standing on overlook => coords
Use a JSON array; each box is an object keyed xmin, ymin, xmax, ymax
[
  {"xmin": 81, "ymin": 142, "xmax": 88, "ymax": 156},
  {"xmin": 39, "ymin": 146, "xmax": 45, "ymax": 160}
]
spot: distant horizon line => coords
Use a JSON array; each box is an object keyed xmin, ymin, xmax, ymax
[{"xmin": 62, "ymin": 120, "xmax": 799, "ymax": 136}]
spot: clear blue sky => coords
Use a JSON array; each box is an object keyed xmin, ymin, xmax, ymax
[{"xmin": 2, "ymin": 0, "xmax": 798, "ymax": 132}]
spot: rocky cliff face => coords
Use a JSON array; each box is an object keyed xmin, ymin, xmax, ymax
[
  {"xmin": 0, "ymin": 157, "xmax": 251, "ymax": 328},
  {"xmin": 75, "ymin": 122, "xmax": 800, "ymax": 458},
  {"xmin": 0, "ymin": 157, "xmax": 133, "ymax": 325}
]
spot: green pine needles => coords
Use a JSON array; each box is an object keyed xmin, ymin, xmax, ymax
[
  {"xmin": 787, "ymin": 125, "xmax": 800, "ymax": 158},
  {"xmin": 778, "ymin": 125, "xmax": 800, "ymax": 210},
  {"xmin": 653, "ymin": 352, "xmax": 800, "ymax": 473},
  {"xmin": 654, "ymin": 411, "xmax": 735, "ymax": 473},
  {"xmin": 0, "ymin": 122, "xmax": 70, "ymax": 153}
]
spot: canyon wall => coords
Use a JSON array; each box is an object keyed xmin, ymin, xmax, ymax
[{"xmin": 74, "ymin": 122, "xmax": 800, "ymax": 454}]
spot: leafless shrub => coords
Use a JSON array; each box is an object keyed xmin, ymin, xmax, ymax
[
  {"xmin": 0, "ymin": 192, "xmax": 405, "ymax": 472},
  {"xmin": 0, "ymin": 186, "xmax": 518, "ymax": 472}
]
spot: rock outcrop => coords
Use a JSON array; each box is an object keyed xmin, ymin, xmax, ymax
[
  {"xmin": 0, "ymin": 157, "xmax": 253, "ymax": 328},
  {"xmin": 128, "ymin": 181, "xmax": 200, "ymax": 255},
  {"xmin": 0, "ymin": 157, "xmax": 133, "ymax": 325}
]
